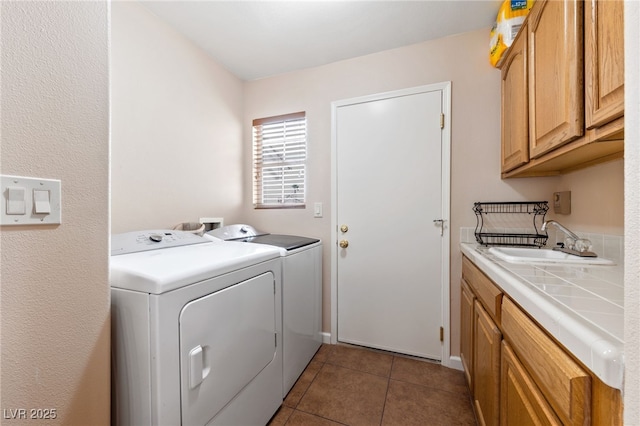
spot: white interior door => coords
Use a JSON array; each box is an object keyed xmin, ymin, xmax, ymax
[{"xmin": 334, "ymin": 85, "xmax": 447, "ymax": 360}]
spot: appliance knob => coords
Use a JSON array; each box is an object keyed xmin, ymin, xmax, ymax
[
  {"xmin": 339, "ymin": 240, "xmax": 349, "ymax": 248},
  {"xmin": 240, "ymin": 226, "xmax": 249, "ymax": 233},
  {"xmin": 149, "ymin": 234, "xmax": 163, "ymax": 242}
]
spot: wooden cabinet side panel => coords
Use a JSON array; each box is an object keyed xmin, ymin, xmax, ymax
[
  {"xmin": 502, "ymin": 297, "xmax": 591, "ymax": 426},
  {"xmin": 500, "ymin": 341, "xmax": 562, "ymax": 426},
  {"xmin": 528, "ymin": 0, "xmax": 584, "ymax": 158},
  {"xmin": 463, "ymin": 257, "xmax": 503, "ymax": 322},
  {"xmin": 591, "ymin": 374, "xmax": 623, "ymax": 425},
  {"xmin": 461, "ymin": 278, "xmax": 475, "ymax": 391},
  {"xmin": 585, "ymin": 0, "xmax": 624, "ymax": 128},
  {"xmin": 474, "ymin": 300, "xmax": 502, "ymax": 426}
]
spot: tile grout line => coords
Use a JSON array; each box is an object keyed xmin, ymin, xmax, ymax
[
  {"xmin": 378, "ymin": 356, "xmax": 397, "ymax": 426},
  {"xmin": 280, "ymin": 344, "xmax": 476, "ymax": 425},
  {"xmin": 288, "ymin": 351, "xmax": 354, "ymax": 426}
]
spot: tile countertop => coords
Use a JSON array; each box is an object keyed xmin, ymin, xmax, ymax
[{"xmin": 460, "ymin": 243, "xmax": 624, "ymax": 390}]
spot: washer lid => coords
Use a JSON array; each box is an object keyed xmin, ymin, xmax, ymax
[
  {"xmin": 244, "ymin": 234, "xmax": 320, "ymax": 251},
  {"xmin": 109, "ymin": 240, "xmax": 280, "ymax": 294}
]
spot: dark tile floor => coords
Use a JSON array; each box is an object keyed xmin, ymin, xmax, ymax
[{"xmin": 269, "ymin": 344, "xmax": 477, "ymax": 426}]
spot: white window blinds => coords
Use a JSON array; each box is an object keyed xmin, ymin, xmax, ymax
[{"xmin": 253, "ymin": 112, "xmax": 306, "ymax": 208}]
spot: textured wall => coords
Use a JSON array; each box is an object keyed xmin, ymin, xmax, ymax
[
  {"xmin": 1, "ymin": 2, "xmax": 110, "ymax": 424},
  {"xmin": 624, "ymin": 1, "xmax": 640, "ymax": 423}
]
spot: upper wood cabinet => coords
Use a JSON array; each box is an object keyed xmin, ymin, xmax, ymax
[
  {"xmin": 498, "ymin": 0, "xmax": 624, "ymax": 178},
  {"xmin": 528, "ymin": 0, "xmax": 584, "ymax": 158},
  {"xmin": 501, "ymin": 22, "xmax": 529, "ymax": 173},
  {"xmin": 585, "ymin": 0, "xmax": 625, "ymax": 128}
]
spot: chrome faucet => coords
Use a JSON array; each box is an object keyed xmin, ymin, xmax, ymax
[
  {"xmin": 541, "ymin": 220, "xmax": 597, "ymax": 257},
  {"xmin": 541, "ymin": 220, "xmax": 580, "ymax": 242}
]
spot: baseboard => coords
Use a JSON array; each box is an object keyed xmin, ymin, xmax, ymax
[
  {"xmin": 320, "ymin": 333, "xmax": 464, "ymax": 372},
  {"xmin": 448, "ymin": 355, "xmax": 463, "ymax": 371}
]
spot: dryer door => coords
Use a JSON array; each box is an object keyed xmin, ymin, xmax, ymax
[{"xmin": 179, "ymin": 272, "xmax": 277, "ymax": 426}]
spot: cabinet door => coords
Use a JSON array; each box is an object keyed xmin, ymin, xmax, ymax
[
  {"xmin": 528, "ymin": 0, "xmax": 584, "ymax": 158},
  {"xmin": 502, "ymin": 298, "xmax": 590, "ymax": 426},
  {"xmin": 585, "ymin": 0, "xmax": 624, "ymax": 129},
  {"xmin": 460, "ymin": 279, "xmax": 475, "ymax": 390},
  {"xmin": 501, "ymin": 341, "xmax": 562, "ymax": 426},
  {"xmin": 474, "ymin": 300, "xmax": 501, "ymax": 426},
  {"xmin": 501, "ymin": 23, "xmax": 529, "ymax": 173}
]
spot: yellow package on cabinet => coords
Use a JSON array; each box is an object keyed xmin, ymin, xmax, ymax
[{"xmin": 489, "ymin": 0, "xmax": 534, "ymax": 67}]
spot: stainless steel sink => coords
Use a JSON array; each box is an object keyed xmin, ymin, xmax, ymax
[{"xmin": 488, "ymin": 247, "xmax": 615, "ymax": 265}]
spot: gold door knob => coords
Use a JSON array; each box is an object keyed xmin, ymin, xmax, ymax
[
  {"xmin": 339, "ymin": 240, "xmax": 349, "ymax": 248},
  {"xmin": 340, "ymin": 225, "xmax": 349, "ymax": 233}
]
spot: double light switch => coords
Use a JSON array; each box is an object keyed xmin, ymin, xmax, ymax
[{"xmin": 1, "ymin": 175, "xmax": 61, "ymax": 225}]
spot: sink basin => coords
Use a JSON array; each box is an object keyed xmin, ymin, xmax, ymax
[{"xmin": 488, "ymin": 247, "xmax": 615, "ymax": 265}]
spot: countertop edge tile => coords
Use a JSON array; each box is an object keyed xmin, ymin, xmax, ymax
[{"xmin": 460, "ymin": 243, "xmax": 624, "ymax": 390}]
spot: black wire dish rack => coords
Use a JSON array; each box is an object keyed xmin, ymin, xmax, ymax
[{"xmin": 473, "ymin": 201, "xmax": 549, "ymax": 247}]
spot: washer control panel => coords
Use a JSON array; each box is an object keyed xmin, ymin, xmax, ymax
[{"xmin": 111, "ymin": 230, "xmax": 209, "ymax": 256}]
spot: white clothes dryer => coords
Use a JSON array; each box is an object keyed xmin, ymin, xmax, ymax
[
  {"xmin": 110, "ymin": 230, "xmax": 283, "ymax": 426},
  {"xmin": 205, "ymin": 225, "xmax": 322, "ymax": 396}
]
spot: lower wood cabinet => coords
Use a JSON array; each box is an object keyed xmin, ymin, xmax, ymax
[
  {"xmin": 501, "ymin": 340, "xmax": 561, "ymax": 425},
  {"xmin": 502, "ymin": 297, "xmax": 591, "ymax": 426},
  {"xmin": 474, "ymin": 300, "xmax": 502, "ymax": 426},
  {"xmin": 461, "ymin": 255, "xmax": 623, "ymax": 425}
]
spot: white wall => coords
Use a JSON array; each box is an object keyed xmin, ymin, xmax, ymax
[
  {"xmin": 552, "ymin": 159, "xmax": 624, "ymax": 235},
  {"xmin": 242, "ymin": 29, "xmax": 560, "ymax": 348},
  {"xmin": 110, "ymin": 2, "xmax": 244, "ymax": 233},
  {"xmin": 1, "ymin": 2, "xmax": 110, "ymax": 424},
  {"xmin": 624, "ymin": 1, "xmax": 639, "ymax": 423}
]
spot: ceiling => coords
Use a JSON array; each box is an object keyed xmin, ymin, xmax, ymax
[{"xmin": 143, "ymin": 1, "xmax": 501, "ymax": 81}]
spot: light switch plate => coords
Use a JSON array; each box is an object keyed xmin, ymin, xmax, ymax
[
  {"xmin": 1, "ymin": 175, "xmax": 61, "ymax": 226},
  {"xmin": 314, "ymin": 202, "xmax": 323, "ymax": 218}
]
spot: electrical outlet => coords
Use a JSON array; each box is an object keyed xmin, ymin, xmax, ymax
[{"xmin": 553, "ymin": 191, "xmax": 571, "ymax": 214}]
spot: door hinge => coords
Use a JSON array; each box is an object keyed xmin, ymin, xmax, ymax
[
  {"xmin": 440, "ymin": 113, "xmax": 445, "ymax": 129},
  {"xmin": 440, "ymin": 326, "xmax": 444, "ymax": 342}
]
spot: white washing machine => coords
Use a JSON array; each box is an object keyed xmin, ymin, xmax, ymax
[
  {"xmin": 110, "ymin": 230, "xmax": 283, "ymax": 426},
  {"xmin": 205, "ymin": 225, "xmax": 322, "ymax": 396}
]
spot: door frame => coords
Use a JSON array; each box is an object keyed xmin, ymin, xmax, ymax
[{"xmin": 330, "ymin": 82, "xmax": 452, "ymax": 367}]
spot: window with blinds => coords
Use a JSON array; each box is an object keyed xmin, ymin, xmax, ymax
[{"xmin": 253, "ymin": 112, "xmax": 307, "ymax": 208}]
